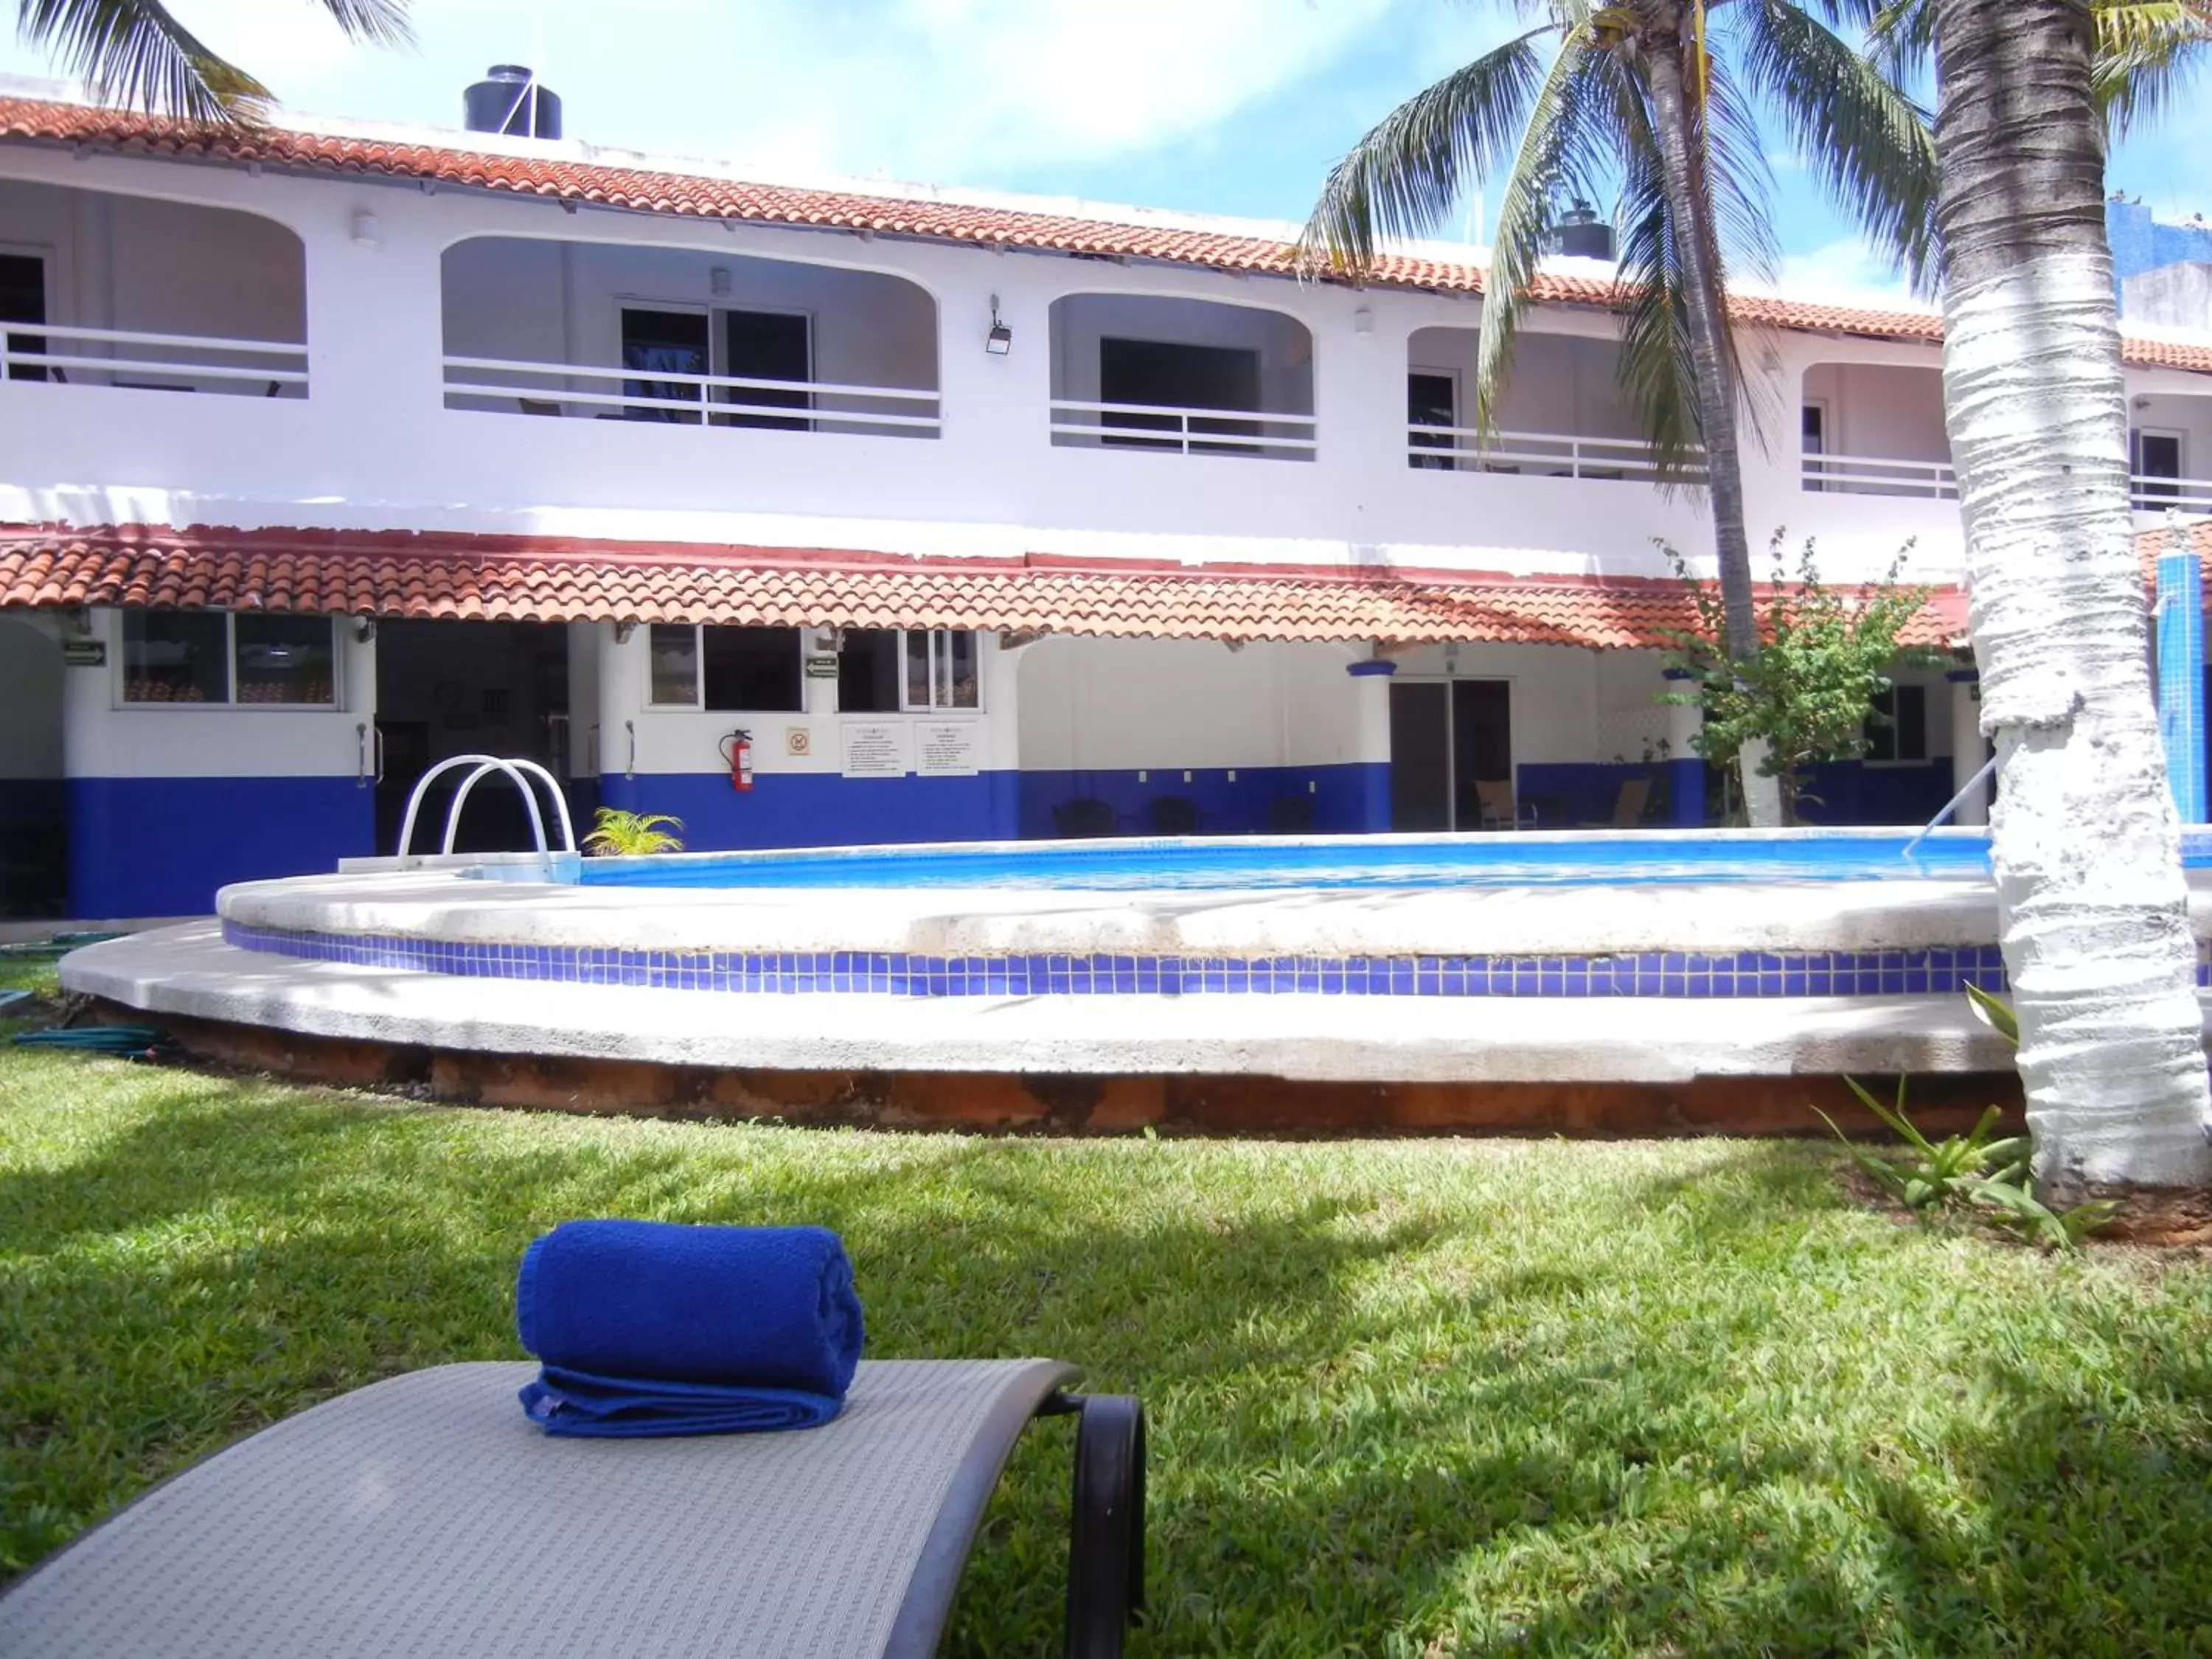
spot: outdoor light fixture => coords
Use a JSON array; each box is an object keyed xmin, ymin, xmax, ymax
[
  {"xmin": 709, "ymin": 265, "xmax": 732, "ymax": 296},
  {"xmin": 985, "ymin": 295, "xmax": 1013, "ymax": 355},
  {"xmin": 349, "ymin": 209, "xmax": 380, "ymax": 248}
]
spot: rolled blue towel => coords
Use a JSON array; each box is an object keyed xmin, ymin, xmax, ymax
[{"xmin": 514, "ymin": 1220, "xmax": 864, "ymax": 1437}]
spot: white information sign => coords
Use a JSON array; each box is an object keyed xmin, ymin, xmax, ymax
[
  {"xmin": 841, "ymin": 721, "xmax": 911, "ymax": 778},
  {"xmin": 915, "ymin": 720, "xmax": 982, "ymax": 777}
]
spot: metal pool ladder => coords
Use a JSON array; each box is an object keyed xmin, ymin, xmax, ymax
[
  {"xmin": 394, "ymin": 755, "xmax": 579, "ymax": 869},
  {"xmin": 1900, "ymin": 751, "xmax": 2000, "ymax": 862}
]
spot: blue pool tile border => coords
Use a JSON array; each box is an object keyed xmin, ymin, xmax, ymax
[{"xmin": 217, "ymin": 919, "xmax": 2212, "ymax": 999}]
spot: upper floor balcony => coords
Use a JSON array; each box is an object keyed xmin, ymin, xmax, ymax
[
  {"xmin": 1, "ymin": 154, "xmax": 2206, "ymax": 585},
  {"xmin": 0, "ymin": 177, "xmax": 307, "ymax": 398},
  {"xmin": 439, "ymin": 236, "xmax": 941, "ymax": 438}
]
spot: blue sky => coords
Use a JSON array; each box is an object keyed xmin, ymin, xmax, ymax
[{"xmin": 4, "ymin": 0, "xmax": 2204, "ymax": 307}]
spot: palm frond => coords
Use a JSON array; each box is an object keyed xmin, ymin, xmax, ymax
[
  {"xmin": 1611, "ymin": 136, "xmax": 1707, "ymax": 482},
  {"xmin": 16, "ymin": 0, "xmax": 268, "ymax": 123},
  {"xmin": 1731, "ymin": 0, "xmax": 1940, "ymax": 290},
  {"xmin": 2095, "ymin": 1, "xmax": 2212, "ymax": 136},
  {"xmin": 1300, "ymin": 23, "xmax": 1559, "ymax": 274},
  {"xmin": 17, "ymin": 0, "xmax": 414, "ymax": 122},
  {"xmin": 1469, "ymin": 22, "xmax": 1605, "ymax": 438}
]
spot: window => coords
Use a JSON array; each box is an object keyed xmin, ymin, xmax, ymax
[
  {"xmin": 906, "ymin": 629, "xmax": 978, "ymax": 710},
  {"xmin": 838, "ymin": 628, "xmax": 977, "ymax": 711},
  {"xmin": 0, "ymin": 251, "xmax": 48, "ymax": 383},
  {"xmin": 121, "ymin": 612, "xmax": 338, "ymax": 706},
  {"xmin": 719, "ymin": 309, "xmax": 811, "ymax": 431},
  {"xmin": 2132, "ymin": 427, "xmax": 2184, "ymax": 506},
  {"xmin": 1801, "ymin": 401, "xmax": 1829, "ymax": 491},
  {"xmin": 1408, "ymin": 372, "xmax": 1457, "ymax": 470},
  {"xmin": 1864, "ymin": 684, "xmax": 1927, "ymax": 763},
  {"xmin": 621, "ymin": 307, "xmax": 709, "ymax": 422},
  {"xmin": 1099, "ymin": 337, "xmax": 1261, "ymax": 451},
  {"xmin": 647, "ymin": 624, "xmax": 803, "ymax": 711}
]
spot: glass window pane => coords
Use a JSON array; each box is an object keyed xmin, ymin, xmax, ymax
[
  {"xmin": 234, "ymin": 613, "xmax": 335, "ymax": 705},
  {"xmin": 905, "ymin": 630, "xmax": 931, "ymax": 709},
  {"xmin": 945, "ymin": 631, "xmax": 978, "ymax": 708},
  {"xmin": 836, "ymin": 628, "xmax": 900, "ymax": 713},
  {"xmin": 700, "ymin": 625, "xmax": 801, "ymax": 712},
  {"xmin": 122, "ymin": 611, "xmax": 229, "ymax": 704},
  {"xmin": 648, "ymin": 624, "xmax": 698, "ymax": 706}
]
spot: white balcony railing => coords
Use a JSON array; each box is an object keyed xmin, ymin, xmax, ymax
[
  {"xmin": 1801, "ymin": 453, "xmax": 1957, "ymax": 498},
  {"xmin": 441, "ymin": 355, "xmax": 942, "ymax": 438},
  {"xmin": 0, "ymin": 322, "xmax": 308, "ymax": 397},
  {"xmin": 1804, "ymin": 451, "xmax": 2212, "ymax": 512},
  {"xmin": 1051, "ymin": 399, "xmax": 1318, "ymax": 459},
  {"xmin": 1405, "ymin": 424, "xmax": 1685, "ymax": 481}
]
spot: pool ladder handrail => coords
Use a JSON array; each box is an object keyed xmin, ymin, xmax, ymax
[
  {"xmin": 394, "ymin": 755, "xmax": 578, "ymax": 869},
  {"xmin": 1900, "ymin": 751, "xmax": 2000, "ymax": 861}
]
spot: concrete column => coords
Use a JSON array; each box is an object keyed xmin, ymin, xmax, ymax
[
  {"xmin": 1346, "ymin": 657, "xmax": 1396, "ymax": 832},
  {"xmin": 597, "ymin": 620, "xmax": 644, "ymax": 813},
  {"xmin": 1947, "ymin": 668, "xmax": 1989, "ymax": 828},
  {"xmin": 2155, "ymin": 546, "xmax": 2207, "ymax": 821},
  {"xmin": 1660, "ymin": 667, "xmax": 1707, "ymax": 827}
]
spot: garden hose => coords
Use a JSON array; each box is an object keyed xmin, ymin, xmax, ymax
[
  {"xmin": 10, "ymin": 1025, "xmax": 179, "ymax": 1060},
  {"xmin": 0, "ymin": 931, "xmax": 124, "ymax": 958}
]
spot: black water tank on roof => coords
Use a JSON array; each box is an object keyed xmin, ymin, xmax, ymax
[
  {"xmin": 1550, "ymin": 200, "xmax": 1614, "ymax": 261},
  {"xmin": 465, "ymin": 65, "xmax": 562, "ymax": 140}
]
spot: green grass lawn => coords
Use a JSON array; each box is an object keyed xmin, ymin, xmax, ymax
[{"xmin": 5, "ymin": 1005, "xmax": 2212, "ymax": 1656}]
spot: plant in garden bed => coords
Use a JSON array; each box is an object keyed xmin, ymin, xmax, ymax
[
  {"xmin": 580, "ymin": 809, "xmax": 684, "ymax": 857},
  {"xmin": 1819, "ymin": 986, "xmax": 2120, "ymax": 1250},
  {"xmin": 1659, "ymin": 532, "xmax": 1942, "ymax": 824}
]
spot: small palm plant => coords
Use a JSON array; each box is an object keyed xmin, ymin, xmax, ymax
[{"xmin": 581, "ymin": 808, "xmax": 684, "ymax": 858}]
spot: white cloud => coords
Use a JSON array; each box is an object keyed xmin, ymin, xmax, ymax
[
  {"xmin": 1767, "ymin": 238, "xmax": 1923, "ymax": 310},
  {"xmin": 1, "ymin": 0, "xmax": 1404, "ymax": 186}
]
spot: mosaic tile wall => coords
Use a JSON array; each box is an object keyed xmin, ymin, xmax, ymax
[{"xmin": 220, "ymin": 919, "xmax": 2212, "ymax": 998}]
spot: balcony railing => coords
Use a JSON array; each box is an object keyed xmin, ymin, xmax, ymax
[
  {"xmin": 441, "ymin": 355, "xmax": 942, "ymax": 438},
  {"xmin": 1405, "ymin": 424, "xmax": 1684, "ymax": 481},
  {"xmin": 0, "ymin": 322, "xmax": 307, "ymax": 397},
  {"xmin": 1801, "ymin": 453, "xmax": 1957, "ymax": 498},
  {"xmin": 1804, "ymin": 452, "xmax": 2212, "ymax": 512},
  {"xmin": 1050, "ymin": 399, "xmax": 1318, "ymax": 459}
]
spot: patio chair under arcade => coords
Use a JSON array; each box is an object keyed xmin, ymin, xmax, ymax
[{"xmin": 0, "ymin": 1359, "xmax": 1146, "ymax": 1658}]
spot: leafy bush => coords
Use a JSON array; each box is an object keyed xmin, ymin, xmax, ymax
[{"xmin": 580, "ymin": 808, "xmax": 684, "ymax": 857}]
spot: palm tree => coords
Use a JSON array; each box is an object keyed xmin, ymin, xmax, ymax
[
  {"xmin": 15, "ymin": 0, "xmax": 413, "ymax": 125},
  {"xmin": 1909, "ymin": 0, "xmax": 2212, "ymax": 1219},
  {"xmin": 1302, "ymin": 1, "xmax": 1938, "ymax": 827}
]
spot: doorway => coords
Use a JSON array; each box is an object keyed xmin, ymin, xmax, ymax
[
  {"xmin": 1388, "ymin": 678, "xmax": 1513, "ymax": 832},
  {"xmin": 373, "ymin": 620, "xmax": 571, "ymax": 855}
]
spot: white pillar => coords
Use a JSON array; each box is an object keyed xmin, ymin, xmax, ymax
[{"xmin": 1949, "ymin": 669, "xmax": 1989, "ymax": 827}]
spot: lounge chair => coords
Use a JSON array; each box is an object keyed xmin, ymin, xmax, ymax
[
  {"xmin": 1052, "ymin": 798, "xmax": 1121, "ymax": 838},
  {"xmin": 1146, "ymin": 796, "xmax": 1203, "ymax": 835},
  {"xmin": 1579, "ymin": 776, "xmax": 1654, "ymax": 829},
  {"xmin": 1474, "ymin": 779, "xmax": 1537, "ymax": 830},
  {"xmin": 0, "ymin": 1358, "xmax": 1145, "ymax": 1658},
  {"xmin": 1264, "ymin": 794, "xmax": 1315, "ymax": 834}
]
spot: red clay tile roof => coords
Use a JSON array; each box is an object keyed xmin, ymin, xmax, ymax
[
  {"xmin": 0, "ymin": 524, "xmax": 1967, "ymax": 650},
  {"xmin": 0, "ymin": 94, "xmax": 2199, "ymax": 372}
]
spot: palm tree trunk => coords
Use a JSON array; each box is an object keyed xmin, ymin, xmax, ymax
[
  {"xmin": 1933, "ymin": 0, "xmax": 2212, "ymax": 1228},
  {"xmin": 1638, "ymin": 1, "xmax": 1784, "ymax": 827}
]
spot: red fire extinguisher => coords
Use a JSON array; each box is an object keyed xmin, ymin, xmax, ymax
[{"xmin": 720, "ymin": 729, "xmax": 754, "ymax": 793}]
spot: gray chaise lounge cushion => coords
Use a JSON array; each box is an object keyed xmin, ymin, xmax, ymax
[{"xmin": 0, "ymin": 1357, "xmax": 1079, "ymax": 1659}]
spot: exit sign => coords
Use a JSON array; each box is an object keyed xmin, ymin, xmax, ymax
[{"xmin": 61, "ymin": 639, "xmax": 105, "ymax": 667}]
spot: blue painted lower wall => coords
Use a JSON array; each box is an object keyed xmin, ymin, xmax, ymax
[
  {"xmin": 599, "ymin": 771, "xmax": 1020, "ymax": 849},
  {"xmin": 1015, "ymin": 764, "xmax": 1391, "ymax": 838},
  {"xmin": 69, "ymin": 776, "xmax": 375, "ymax": 918},
  {"xmin": 1518, "ymin": 758, "xmax": 1952, "ymax": 828},
  {"xmin": 1793, "ymin": 762, "xmax": 1955, "ymax": 827}
]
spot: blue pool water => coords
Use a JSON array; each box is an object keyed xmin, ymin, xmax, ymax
[{"xmin": 580, "ymin": 832, "xmax": 2020, "ymax": 892}]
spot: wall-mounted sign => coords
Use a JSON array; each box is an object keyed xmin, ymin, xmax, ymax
[
  {"xmin": 915, "ymin": 720, "xmax": 981, "ymax": 777},
  {"xmin": 804, "ymin": 655, "xmax": 841, "ymax": 678},
  {"xmin": 61, "ymin": 639, "xmax": 105, "ymax": 667},
  {"xmin": 841, "ymin": 721, "xmax": 911, "ymax": 777},
  {"xmin": 785, "ymin": 726, "xmax": 813, "ymax": 757}
]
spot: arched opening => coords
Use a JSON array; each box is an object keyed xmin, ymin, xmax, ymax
[
  {"xmin": 1405, "ymin": 327, "xmax": 1665, "ymax": 480},
  {"xmin": 1799, "ymin": 361, "xmax": 1952, "ymax": 497},
  {"xmin": 1047, "ymin": 293, "xmax": 1315, "ymax": 459},
  {"xmin": 440, "ymin": 237, "xmax": 940, "ymax": 437},
  {"xmin": 0, "ymin": 181, "xmax": 307, "ymax": 396}
]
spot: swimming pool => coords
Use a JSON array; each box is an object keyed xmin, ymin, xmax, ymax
[{"xmin": 577, "ymin": 830, "xmax": 2002, "ymax": 891}]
